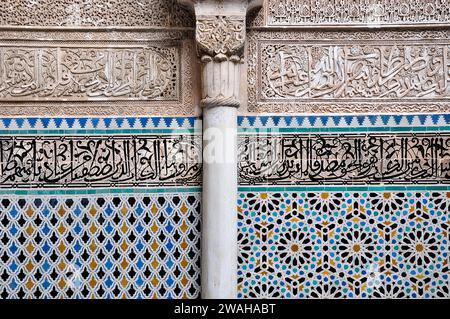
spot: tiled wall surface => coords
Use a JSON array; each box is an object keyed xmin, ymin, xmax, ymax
[
  {"xmin": 0, "ymin": 116, "xmax": 202, "ymax": 299},
  {"xmin": 237, "ymin": 114, "xmax": 450, "ymax": 298}
]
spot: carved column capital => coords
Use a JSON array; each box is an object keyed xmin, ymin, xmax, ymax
[
  {"xmin": 196, "ymin": 15, "xmax": 245, "ymax": 60},
  {"xmin": 178, "ymin": 0, "xmax": 262, "ymax": 108}
]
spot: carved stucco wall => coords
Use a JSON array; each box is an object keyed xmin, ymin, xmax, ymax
[
  {"xmin": 0, "ymin": 0, "xmax": 200, "ymax": 117},
  {"xmin": 238, "ymin": 0, "xmax": 450, "ymax": 298},
  {"xmin": 0, "ymin": 1, "xmax": 202, "ymax": 299},
  {"xmin": 1, "ymin": 0, "xmax": 450, "ymax": 299}
]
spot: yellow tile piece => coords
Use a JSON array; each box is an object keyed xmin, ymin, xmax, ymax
[
  {"xmin": 151, "ymin": 239, "xmax": 159, "ymax": 251},
  {"xmin": 89, "ymin": 277, "xmax": 97, "ymax": 288},
  {"xmin": 180, "ymin": 203, "xmax": 188, "ymax": 215},
  {"xmin": 181, "ymin": 275, "xmax": 189, "ymax": 287},
  {"xmin": 26, "ymin": 223, "xmax": 34, "ymax": 236},
  {"xmin": 89, "ymin": 206, "xmax": 97, "ymax": 216},
  {"xmin": 120, "ymin": 258, "xmax": 129, "ymax": 269},
  {"xmin": 120, "ymin": 277, "xmax": 129, "ymax": 288},
  {"xmin": 151, "ymin": 221, "xmax": 159, "ymax": 233},
  {"xmin": 58, "ymin": 241, "xmax": 66, "ymax": 253},
  {"xmin": 58, "ymin": 206, "xmax": 65, "ymax": 217},
  {"xmin": 25, "ymin": 260, "xmax": 34, "ymax": 272},
  {"xmin": 180, "ymin": 220, "xmax": 188, "ymax": 233},
  {"xmin": 89, "ymin": 241, "xmax": 97, "ymax": 252},
  {"xmin": 58, "ymin": 278, "xmax": 66, "ymax": 290},
  {"xmin": 151, "ymin": 276, "xmax": 159, "ymax": 287},
  {"xmin": 89, "ymin": 223, "xmax": 98, "ymax": 234},
  {"xmin": 58, "ymin": 260, "xmax": 66, "ymax": 272},
  {"xmin": 120, "ymin": 240, "xmax": 129, "ymax": 251},
  {"xmin": 151, "ymin": 204, "xmax": 158, "ymax": 215},
  {"xmin": 180, "ymin": 239, "xmax": 188, "ymax": 250},
  {"xmin": 58, "ymin": 223, "xmax": 66, "ymax": 235},
  {"xmin": 26, "ymin": 278, "xmax": 34, "ymax": 290},
  {"xmin": 121, "ymin": 222, "xmax": 129, "ymax": 234},
  {"xmin": 180, "ymin": 257, "xmax": 188, "ymax": 269},
  {"xmin": 89, "ymin": 259, "xmax": 98, "ymax": 270},
  {"xmin": 26, "ymin": 206, "xmax": 34, "ymax": 218},
  {"xmin": 151, "ymin": 258, "xmax": 159, "ymax": 269},
  {"xmin": 26, "ymin": 242, "xmax": 35, "ymax": 254}
]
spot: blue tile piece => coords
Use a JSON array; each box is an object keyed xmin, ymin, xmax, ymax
[
  {"xmin": 1, "ymin": 118, "xmax": 11, "ymax": 128},
  {"xmin": 15, "ymin": 118, "xmax": 24, "ymax": 128},
  {"xmin": 151, "ymin": 117, "xmax": 162, "ymax": 127},
  {"xmin": 284, "ymin": 116, "xmax": 293, "ymax": 126},
  {"xmin": 103, "ymin": 118, "xmax": 112, "ymax": 128},
  {"xmin": 139, "ymin": 117, "xmax": 149, "ymax": 128},
  {"xmin": 37, "ymin": 118, "xmax": 47, "ymax": 129},
  {"xmin": 163, "ymin": 117, "xmax": 172, "ymax": 127},
  {"xmin": 127, "ymin": 117, "xmax": 137, "ymax": 128},
  {"xmin": 91, "ymin": 118, "xmax": 100, "ymax": 128},
  {"xmin": 28, "ymin": 118, "xmax": 38, "ymax": 128},
  {"xmin": 115, "ymin": 118, "xmax": 124, "ymax": 128},
  {"xmin": 65, "ymin": 118, "xmax": 75, "ymax": 128}
]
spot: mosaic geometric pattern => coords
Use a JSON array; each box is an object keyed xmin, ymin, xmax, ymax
[
  {"xmin": 238, "ymin": 114, "xmax": 450, "ymax": 129},
  {"xmin": 0, "ymin": 115, "xmax": 202, "ymax": 299},
  {"xmin": 0, "ymin": 116, "xmax": 200, "ymax": 130},
  {"xmin": 237, "ymin": 191, "xmax": 450, "ymax": 298},
  {"xmin": 0, "ymin": 193, "xmax": 201, "ymax": 299}
]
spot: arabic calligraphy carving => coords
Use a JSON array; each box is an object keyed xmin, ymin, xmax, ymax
[
  {"xmin": 0, "ymin": 0, "xmax": 193, "ymax": 28},
  {"xmin": 262, "ymin": 42, "xmax": 450, "ymax": 100},
  {"xmin": 0, "ymin": 135, "xmax": 201, "ymax": 188},
  {"xmin": 0, "ymin": 45, "xmax": 179, "ymax": 101},
  {"xmin": 248, "ymin": 30, "xmax": 450, "ymax": 113},
  {"xmin": 238, "ymin": 133, "xmax": 450, "ymax": 185},
  {"xmin": 265, "ymin": 0, "xmax": 450, "ymax": 27}
]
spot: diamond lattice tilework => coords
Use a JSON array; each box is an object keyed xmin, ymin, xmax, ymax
[
  {"xmin": 0, "ymin": 193, "xmax": 201, "ymax": 298},
  {"xmin": 237, "ymin": 191, "xmax": 450, "ymax": 298}
]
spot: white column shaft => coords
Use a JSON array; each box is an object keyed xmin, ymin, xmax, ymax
[{"xmin": 201, "ymin": 106, "xmax": 238, "ymax": 299}]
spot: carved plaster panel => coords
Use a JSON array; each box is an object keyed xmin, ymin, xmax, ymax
[
  {"xmin": 247, "ymin": 30, "xmax": 450, "ymax": 113},
  {"xmin": 250, "ymin": 0, "xmax": 450, "ymax": 28},
  {"xmin": 0, "ymin": 31, "xmax": 199, "ymax": 116},
  {"xmin": 0, "ymin": 0, "xmax": 194, "ymax": 29},
  {"xmin": 0, "ymin": 44, "xmax": 179, "ymax": 101}
]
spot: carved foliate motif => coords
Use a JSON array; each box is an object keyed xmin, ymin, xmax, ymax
[
  {"xmin": 195, "ymin": 15, "xmax": 246, "ymax": 107},
  {"xmin": 0, "ymin": 45, "xmax": 179, "ymax": 101},
  {"xmin": 265, "ymin": 0, "xmax": 450, "ymax": 27},
  {"xmin": 196, "ymin": 16, "xmax": 245, "ymax": 59},
  {"xmin": 0, "ymin": 0, "xmax": 194, "ymax": 28}
]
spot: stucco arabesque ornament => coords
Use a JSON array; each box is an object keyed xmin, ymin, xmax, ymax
[
  {"xmin": 178, "ymin": 0, "xmax": 262, "ymax": 108},
  {"xmin": 196, "ymin": 15, "xmax": 245, "ymax": 60}
]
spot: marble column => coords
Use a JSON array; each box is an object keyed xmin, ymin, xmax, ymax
[{"xmin": 178, "ymin": 0, "xmax": 262, "ymax": 298}]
